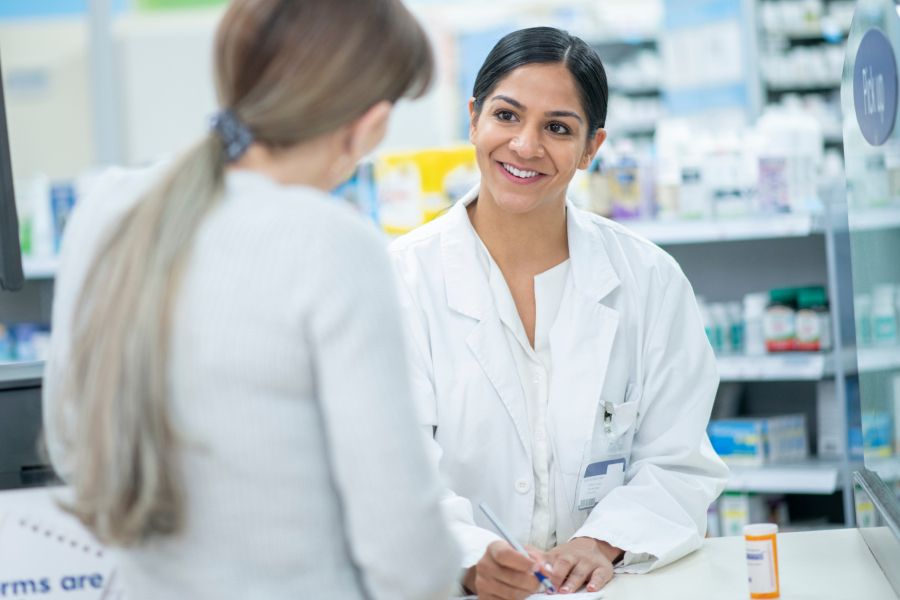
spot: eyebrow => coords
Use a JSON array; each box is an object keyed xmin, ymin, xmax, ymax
[
  {"xmin": 545, "ymin": 110, "xmax": 583, "ymax": 124},
  {"xmin": 489, "ymin": 95, "xmax": 583, "ymax": 124}
]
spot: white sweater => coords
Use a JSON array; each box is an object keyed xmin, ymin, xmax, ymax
[{"xmin": 43, "ymin": 167, "xmax": 459, "ymax": 600}]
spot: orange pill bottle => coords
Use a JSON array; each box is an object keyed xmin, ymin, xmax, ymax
[{"xmin": 744, "ymin": 523, "xmax": 780, "ymax": 599}]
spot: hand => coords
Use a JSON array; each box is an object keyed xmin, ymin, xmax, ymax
[
  {"xmin": 464, "ymin": 541, "xmax": 553, "ymax": 600},
  {"xmin": 547, "ymin": 537, "xmax": 623, "ymax": 594}
]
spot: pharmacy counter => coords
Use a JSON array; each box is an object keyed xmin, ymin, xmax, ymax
[
  {"xmin": 602, "ymin": 528, "xmax": 897, "ymax": 600},
  {"xmin": 1, "ymin": 487, "xmax": 897, "ymax": 599}
]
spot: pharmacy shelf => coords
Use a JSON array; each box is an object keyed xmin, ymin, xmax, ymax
[
  {"xmin": 764, "ymin": 80, "xmax": 842, "ymax": 92},
  {"xmin": 856, "ymin": 346, "xmax": 900, "ymax": 374},
  {"xmin": 763, "ymin": 27, "xmax": 851, "ymax": 40},
  {"xmin": 848, "ymin": 207, "xmax": 900, "ymax": 232},
  {"xmin": 867, "ymin": 456, "xmax": 900, "ymax": 482},
  {"xmin": 22, "ymin": 256, "xmax": 58, "ymax": 279},
  {"xmin": 609, "ymin": 85, "xmax": 660, "ymax": 95},
  {"xmin": 620, "ymin": 213, "xmax": 821, "ymax": 245},
  {"xmin": 724, "ymin": 459, "xmax": 858, "ymax": 494},
  {"xmin": 716, "ymin": 347, "xmax": 856, "ymax": 382}
]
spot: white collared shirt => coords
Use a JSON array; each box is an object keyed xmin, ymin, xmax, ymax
[{"xmin": 471, "ymin": 230, "xmax": 569, "ymax": 552}]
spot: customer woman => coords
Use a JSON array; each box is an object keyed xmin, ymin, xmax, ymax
[
  {"xmin": 389, "ymin": 27, "xmax": 730, "ymax": 599},
  {"xmin": 42, "ymin": 1, "xmax": 458, "ymax": 599}
]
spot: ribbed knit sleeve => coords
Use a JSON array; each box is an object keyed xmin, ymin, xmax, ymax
[{"xmin": 301, "ymin": 214, "xmax": 460, "ymax": 600}]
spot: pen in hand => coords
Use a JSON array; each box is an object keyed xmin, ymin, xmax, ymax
[{"xmin": 479, "ymin": 502, "xmax": 557, "ymax": 594}]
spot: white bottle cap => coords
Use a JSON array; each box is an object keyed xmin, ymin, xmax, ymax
[{"xmin": 743, "ymin": 523, "xmax": 778, "ymax": 536}]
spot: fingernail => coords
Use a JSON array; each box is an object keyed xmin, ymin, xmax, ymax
[
  {"xmin": 561, "ymin": 586, "xmax": 569, "ymax": 593},
  {"xmin": 588, "ymin": 584, "xmax": 597, "ymax": 591},
  {"xmin": 544, "ymin": 563, "xmax": 554, "ymax": 574}
]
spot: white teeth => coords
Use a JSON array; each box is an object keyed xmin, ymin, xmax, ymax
[{"xmin": 503, "ymin": 163, "xmax": 538, "ymax": 179}]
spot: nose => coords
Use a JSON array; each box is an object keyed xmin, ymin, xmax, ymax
[{"xmin": 510, "ymin": 127, "xmax": 544, "ymax": 159}]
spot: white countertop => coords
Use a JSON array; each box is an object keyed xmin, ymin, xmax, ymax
[
  {"xmin": 603, "ymin": 528, "xmax": 897, "ymax": 600},
  {"xmin": 2, "ymin": 487, "xmax": 897, "ymax": 599}
]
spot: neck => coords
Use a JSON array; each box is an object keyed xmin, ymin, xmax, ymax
[
  {"xmin": 467, "ymin": 182, "xmax": 569, "ymax": 272},
  {"xmin": 227, "ymin": 139, "xmax": 340, "ymax": 191}
]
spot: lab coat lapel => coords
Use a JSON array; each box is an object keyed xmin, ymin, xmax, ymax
[
  {"xmin": 441, "ymin": 187, "xmax": 533, "ymax": 461},
  {"xmin": 549, "ymin": 202, "xmax": 620, "ymax": 495}
]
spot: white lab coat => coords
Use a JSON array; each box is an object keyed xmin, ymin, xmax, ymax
[{"xmin": 387, "ymin": 186, "xmax": 730, "ymax": 574}]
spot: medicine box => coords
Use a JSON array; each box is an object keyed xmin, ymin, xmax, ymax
[
  {"xmin": 718, "ymin": 492, "xmax": 768, "ymax": 537},
  {"xmin": 765, "ymin": 414, "xmax": 808, "ymax": 463},
  {"xmin": 708, "ymin": 420, "xmax": 765, "ymax": 466},
  {"xmin": 708, "ymin": 415, "xmax": 808, "ymax": 465},
  {"xmin": 817, "ymin": 378, "xmax": 866, "ymax": 460}
]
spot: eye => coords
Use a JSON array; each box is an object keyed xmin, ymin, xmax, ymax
[
  {"xmin": 548, "ymin": 122, "xmax": 571, "ymax": 135},
  {"xmin": 494, "ymin": 110, "xmax": 517, "ymax": 122}
]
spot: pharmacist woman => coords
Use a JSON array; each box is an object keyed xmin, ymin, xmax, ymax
[
  {"xmin": 42, "ymin": 1, "xmax": 459, "ymax": 599},
  {"xmin": 388, "ymin": 27, "xmax": 730, "ymax": 599}
]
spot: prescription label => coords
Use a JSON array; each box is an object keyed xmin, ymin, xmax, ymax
[
  {"xmin": 745, "ymin": 538, "xmax": 778, "ymax": 597},
  {"xmin": 575, "ymin": 458, "xmax": 625, "ymax": 511}
]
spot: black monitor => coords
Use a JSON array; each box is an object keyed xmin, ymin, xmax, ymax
[
  {"xmin": 0, "ymin": 52, "xmax": 48, "ymax": 491},
  {"xmin": 0, "ymin": 53, "xmax": 23, "ymax": 291}
]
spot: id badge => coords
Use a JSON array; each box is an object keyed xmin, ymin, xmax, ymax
[
  {"xmin": 572, "ymin": 400, "xmax": 634, "ymax": 512},
  {"xmin": 574, "ymin": 452, "xmax": 626, "ymax": 511}
]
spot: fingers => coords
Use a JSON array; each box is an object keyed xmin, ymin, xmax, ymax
[
  {"xmin": 525, "ymin": 545, "xmax": 554, "ymax": 579},
  {"xmin": 548, "ymin": 554, "xmax": 576, "ymax": 591},
  {"xmin": 585, "ymin": 562, "xmax": 614, "ymax": 593},
  {"xmin": 489, "ymin": 541, "xmax": 537, "ymax": 572},
  {"xmin": 559, "ymin": 563, "xmax": 593, "ymax": 594},
  {"xmin": 476, "ymin": 542, "xmax": 543, "ymax": 600}
]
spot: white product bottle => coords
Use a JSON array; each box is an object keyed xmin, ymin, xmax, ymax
[
  {"xmin": 711, "ymin": 303, "xmax": 731, "ymax": 353},
  {"xmin": 744, "ymin": 293, "xmax": 769, "ymax": 356},
  {"xmin": 855, "ymin": 294, "xmax": 873, "ymax": 346},
  {"xmin": 872, "ymin": 285, "xmax": 898, "ymax": 346},
  {"xmin": 727, "ymin": 301, "xmax": 745, "ymax": 354},
  {"xmin": 697, "ymin": 297, "xmax": 717, "ymax": 352}
]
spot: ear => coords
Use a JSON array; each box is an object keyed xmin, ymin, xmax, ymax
[
  {"xmin": 578, "ymin": 128, "xmax": 607, "ymax": 170},
  {"xmin": 468, "ymin": 97, "xmax": 479, "ymax": 145},
  {"xmin": 349, "ymin": 100, "xmax": 393, "ymax": 160}
]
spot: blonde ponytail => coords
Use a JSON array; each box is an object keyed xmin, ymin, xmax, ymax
[
  {"xmin": 60, "ymin": 135, "xmax": 225, "ymax": 544},
  {"xmin": 56, "ymin": 0, "xmax": 433, "ymax": 546}
]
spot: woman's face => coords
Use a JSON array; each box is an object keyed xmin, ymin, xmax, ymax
[{"xmin": 469, "ymin": 63, "xmax": 605, "ymax": 215}]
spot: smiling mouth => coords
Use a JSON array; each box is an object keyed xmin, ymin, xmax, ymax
[{"xmin": 500, "ymin": 162, "xmax": 543, "ymax": 179}]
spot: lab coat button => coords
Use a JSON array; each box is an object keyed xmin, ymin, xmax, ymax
[
  {"xmin": 515, "ymin": 478, "xmax": 531, "ymax": 494},
  {"xmin": 533, "ymin": 373, "xmax": 543, "ymax": 384},
  {"xmin": 535, "ymin": 430, "xmax": 544, "ymax": 441}
]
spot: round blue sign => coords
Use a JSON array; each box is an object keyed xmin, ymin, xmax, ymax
[{"xmin": 854, "ymin": 28, "xmax": 898, "ymax": 147}]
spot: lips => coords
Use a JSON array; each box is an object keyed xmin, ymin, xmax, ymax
[{"xmin": 495, "ymin": 161, "xmax": 547, "ymax": 185}]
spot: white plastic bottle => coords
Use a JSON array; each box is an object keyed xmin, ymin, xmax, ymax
[
  {"xmin": 697, "ymin": 297, "xmax": 717, "ymax": 352},
  {"xmin": 872, "ymin": 285, "xmax": 898, "ymax": 346},
  {"xmin": 855, "ymin": 294, "xmax": 874, "ymax": 347},
  {"xmin": 744, "ymin": 293, "xmax": 769, "ymax": 356},
  {"xmin": 711, "ymin": 303, "xmax": 732, "ymax": 353}
]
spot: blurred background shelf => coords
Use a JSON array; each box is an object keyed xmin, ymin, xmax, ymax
[
  {"xmin": 866, "ymin": 456, "xmax": 900, "ymax": 483},
  {"xmin": 847, "ymin": 207, "xmax": 900, "ymax": 232},
  {"xmin": 619, "ymin": 214, "xmax": 821, "ymax": 245},
  {"xmin": 716, "ymin": 347, "xmax": 856, "ymax": 382},
  {"xmin": 22, "ymin": 257, "xmax": 58, "ymax": 279},
  {"xmin": 856, "ymin": 347, "xmax": 900, "ymax": 374},
  {"xmin": 725, "ymin": 459, "xmax": 860, "ymax": 494}
]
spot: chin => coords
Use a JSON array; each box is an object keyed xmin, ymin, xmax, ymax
[{"xmin": 488, "ymin": 178, "xmax": 553, "ymax": 215}]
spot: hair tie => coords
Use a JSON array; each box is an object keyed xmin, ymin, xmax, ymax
[{"xmin": 211, "ymin": 109, "xmax": 254, "ymax": 162}]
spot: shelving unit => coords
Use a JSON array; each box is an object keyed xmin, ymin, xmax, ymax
[
  {"xmin": 726, "ymin": 459, "xmax": 860, "ymax": 494},
  {"xmin": 621, "ymin": 194, "xmax": 859, "ymax": 527},
  {"xmin": 756, "ymin": 1, "xmax": 849, "ymax": 147},
  {"xmin": 621, "ymin": 213, "xmax": 821, "ymax": 245},
  {"xmin": 22, "ymin": 257, "xmax": 58, "ymax": 280}
]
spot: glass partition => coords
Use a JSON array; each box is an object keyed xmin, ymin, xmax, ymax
[{"xmin": 843, "ymin": 0, "xmax": 900, "ymax": 490}]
